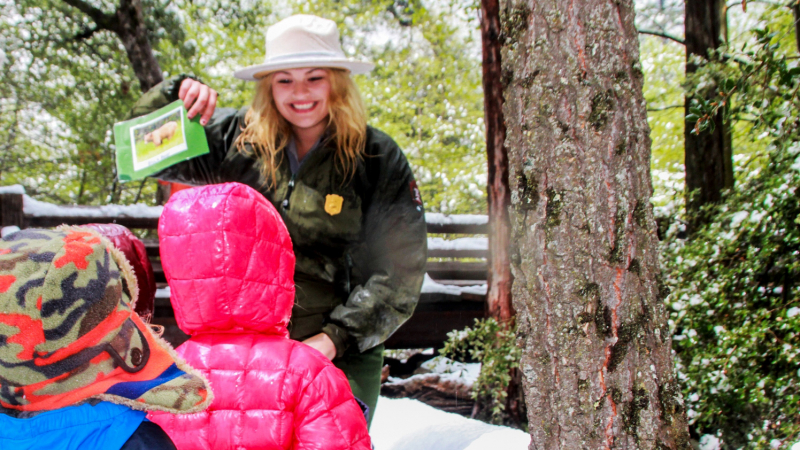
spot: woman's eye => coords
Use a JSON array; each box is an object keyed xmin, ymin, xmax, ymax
[{"xmin": 277, "ymin": 78, "xmax": 291, "ymax": 84}]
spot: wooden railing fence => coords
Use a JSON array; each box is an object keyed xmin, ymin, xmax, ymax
[{"xmin": 1, "ymin": 191, "xmax": 488, "ymax": 349}]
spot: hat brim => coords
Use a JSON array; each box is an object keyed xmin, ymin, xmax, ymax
[{"xmin": 234, "ymin": 58, "xmax": 374, "ymax": 81}]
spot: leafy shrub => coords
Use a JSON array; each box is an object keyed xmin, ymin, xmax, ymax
[
  {"xmin": 441, "ymin": 318, "xmax": 522, "ymax": 425},
  {"xmin": 664, "ymin": 20, "xmax": 800, "ymax": 448}
]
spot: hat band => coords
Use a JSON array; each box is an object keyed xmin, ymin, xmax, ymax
[{"xmin": 265, "ymin": 51, "xmax": 343, "ymax": 64}]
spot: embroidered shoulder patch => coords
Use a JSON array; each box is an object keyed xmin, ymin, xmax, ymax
[
  {"xmin": 409, "ymin": 180, "xmax": 423, "ymax": 206},
  {"xmin": 325, "ymin": 194, "xmax": 344, "ymax": 216}
]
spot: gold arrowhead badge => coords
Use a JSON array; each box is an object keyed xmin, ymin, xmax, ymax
[{"xmin": 324, "ymin": 194, "xmax": 344, "ymax": 216}]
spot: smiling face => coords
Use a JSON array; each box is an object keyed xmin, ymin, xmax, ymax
[{"xmin": 270, "ymin": 68, "xmax": 331, "ymax": 142}]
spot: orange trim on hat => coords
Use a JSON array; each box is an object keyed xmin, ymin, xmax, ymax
[
  {"xmin": 3, "ymin": 314, "xmax": 197, "ymax": 412},
  {"xmin": 34, "ymin": 309, "xmax": 130, "ymax": 366}
]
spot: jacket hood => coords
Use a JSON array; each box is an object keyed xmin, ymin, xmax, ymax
[{"xmin": 159, "ymin": 183, "xmax": 295, "ymax": 336}]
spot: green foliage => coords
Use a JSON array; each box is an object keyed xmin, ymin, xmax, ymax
[
  {"xmin": 441, "ymin": 318, "xmax": 521, "ymax": 425},
  {"xmin": 640, "ymin": 35, "xmax": 686, "ymax": 206},
  {"xmin": 663, "ymin": 11, "xmax": 800, "ymax": 447},
  {"xmin": 1, "ymin": 0, "xmax": 486, "ymax": 213}
]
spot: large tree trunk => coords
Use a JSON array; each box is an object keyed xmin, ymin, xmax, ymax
[
  {"xmin": 500, "ymin": 0, "xmax": 690, "ymax": 447},
  {"xmin": 684, "ymin": 0, "xmax": 732, "ymax": 225}
]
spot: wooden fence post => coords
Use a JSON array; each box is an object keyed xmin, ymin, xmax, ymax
[{"xmin": 0, "ymin": 194, "xmax": 25, "ymax": 228}]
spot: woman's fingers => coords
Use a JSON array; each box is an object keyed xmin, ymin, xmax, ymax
[
  {"xmin": 200, "ymin": 89, "xmax": 217, "ymax": 126},
  {"xmin": 178, "ymin": 79, "xmax": 217, "ymax": 125}
]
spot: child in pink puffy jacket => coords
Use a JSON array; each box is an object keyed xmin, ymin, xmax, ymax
[{"xmin": 149, "ymin": 182, "xmax": 371, "ymax": 450}]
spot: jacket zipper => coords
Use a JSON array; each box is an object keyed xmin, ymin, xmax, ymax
[
  {"xmin": 282, "ymin": 174, "xmax": 296, "ymax": 210},
  {"xmin": 344, "ymin": 253, "xmax": 353, "ymax": 294}
]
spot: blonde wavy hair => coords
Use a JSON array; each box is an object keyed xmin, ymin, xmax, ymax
[{"xmin": 234, "ymin": 68, "xmax": 368, "ymax": 187}]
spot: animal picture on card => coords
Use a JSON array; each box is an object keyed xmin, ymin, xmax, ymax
[{"xmin": 129, "ymin": 109, "xmax": 187, "ymax": 171}]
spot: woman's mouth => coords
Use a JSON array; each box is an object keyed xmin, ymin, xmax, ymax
[{"xmin": 291, "ymin": 102, "xmax": 316, "ymax": 112}]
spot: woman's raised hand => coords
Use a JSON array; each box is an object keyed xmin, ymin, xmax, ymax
[{"xmin": 178, "ymin": 78, "xmax": 218, "ymax": 126}]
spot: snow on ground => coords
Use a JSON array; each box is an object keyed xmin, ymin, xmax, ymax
[
  {"xmin": 418, "ymin": 356, "xmax": 480, "ymax": 388},
  {"xmin": 370, "ymin": 397, "xmax": 529, "ymax": 450}
]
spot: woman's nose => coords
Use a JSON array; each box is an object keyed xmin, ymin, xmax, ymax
[{"xmin": 293, "ymin": 81, "xmax": 310, "ymax": 96}]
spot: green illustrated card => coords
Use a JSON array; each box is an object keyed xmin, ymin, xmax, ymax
[{"xmin": 114, "ymin": 101, "xmax": 209, "ymax": 181}]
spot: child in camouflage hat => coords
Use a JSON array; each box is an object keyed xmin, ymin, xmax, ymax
[{"xmin": 0, "ymin": 227, "xmax": 213, "ymax": 450}]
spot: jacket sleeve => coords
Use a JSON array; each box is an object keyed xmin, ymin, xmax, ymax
[
  {"xmin": 293, "ymin": 364, "xmax": 372, "ymax": 450},
  {"xmin": 327, "ymin": 134, "xmax": 427, "ymax": 353},
  {"xmin": 127, "ymin": 74, "xmax": 259, "ymax": 187}
]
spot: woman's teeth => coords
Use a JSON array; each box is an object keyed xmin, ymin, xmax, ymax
[{"xmin": 293, "ymin": 102, "xmax": 315, "ymax": 111}]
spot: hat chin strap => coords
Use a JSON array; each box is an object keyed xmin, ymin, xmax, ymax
[{"xmin": 103, "ymin": 319, "xmax": 150, "ymax": 374}]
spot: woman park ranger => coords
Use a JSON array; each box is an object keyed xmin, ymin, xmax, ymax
[{"xmin": 130, "ymin": 14, "xmax": 427, "ymax": 424}]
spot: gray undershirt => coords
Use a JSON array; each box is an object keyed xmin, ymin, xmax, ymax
[{"xmin": 286, "ymin": 136, "xmax": 324, "ymax": 174}]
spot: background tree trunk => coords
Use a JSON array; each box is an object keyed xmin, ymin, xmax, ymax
[
  {"xmin": 793, "ymin": 0, "xmax": 800, "ymax": 55},
  {"xmin": 684, "ymin": 0, "xmax": 732, "ymax": 225},
  {"xmin": 500, "ymin": 0, "xmax": 690, "ymax": 446},
  {"xmin": 480, "ymin": 0, "xmax": 523, "ymax": 427},
  {"xmin": 482, "ymin": 0, "xmax": 515, "ymax": 324}
]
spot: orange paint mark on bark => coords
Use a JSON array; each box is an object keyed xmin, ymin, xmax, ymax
[{"xmin": 568, "ymin": 0, "xmax": 588, "ymax": 77}]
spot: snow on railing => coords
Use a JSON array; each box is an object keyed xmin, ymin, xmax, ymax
[
  {"xmin": 24, "ymin": 195, "xmax": 163, "ymax": 218},
  {"xmin": 424, "ymin": 213, "xmax": 487, "ymax": 225},
  {"xmin": 1, "ymin": 185, "xmax": 489, "ymax": 234}
]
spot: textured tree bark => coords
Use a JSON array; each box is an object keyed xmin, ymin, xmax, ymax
[
  {"xmin": 500, "ymin": 0, "xmax": 691, "ymax": 447},
  {"xmin": 481, "ymin": 0, "xmax": 515, "ymax": 324},
  {"xmin": 684, "ymin": 0, "xmax": 732, "ymax": 224},
  {"xmin": 793, "ymin": 1, "xmax": 800, "ymax": 55}
]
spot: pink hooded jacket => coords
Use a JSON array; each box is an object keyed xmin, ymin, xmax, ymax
[{"xmin": 149, "ymin": 183, "xmax": 371, "ymax": 450}]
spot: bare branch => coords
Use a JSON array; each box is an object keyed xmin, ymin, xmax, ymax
[
  {"xmin": 59, "ymin": 0, "xmax": 118, "ymax": 32},
  {"xmin": 647, "ymin": 104, "xmax": 684, "ymax": 111},
  {"xmin": 73, "ymin": 25, "xmax": 99, "ymax": 41},
  {"xmin": 638, "ymin": 29, "xmax": 686, "ymax": 45}
]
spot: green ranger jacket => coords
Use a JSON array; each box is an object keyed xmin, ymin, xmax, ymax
[{"xmin": 130, "ymin": 75, "xmax": 427, "ymax": 356}]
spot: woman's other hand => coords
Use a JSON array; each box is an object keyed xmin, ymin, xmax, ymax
[
  {"xmin": 302, "ymin": 333, "xmax": 337, "ymax": 360},
  {"xmin": 178, "ymin": 78, "xmax": 217, "ymax": 126}
]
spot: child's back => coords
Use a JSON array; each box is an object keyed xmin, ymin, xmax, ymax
[{"xmin": 149, "ymin": 183, "xmax": 371, "ymax": 450}]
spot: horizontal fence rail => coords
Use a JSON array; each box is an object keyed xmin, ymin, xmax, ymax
[{"xmin": 1, "ymin": 188, "xmax": 491, "ymax": 349}]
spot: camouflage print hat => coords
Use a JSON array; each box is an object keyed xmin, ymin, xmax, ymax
[{"xmin": 0, "ymin": 227, "xmax": 212, "ymax": 413}]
